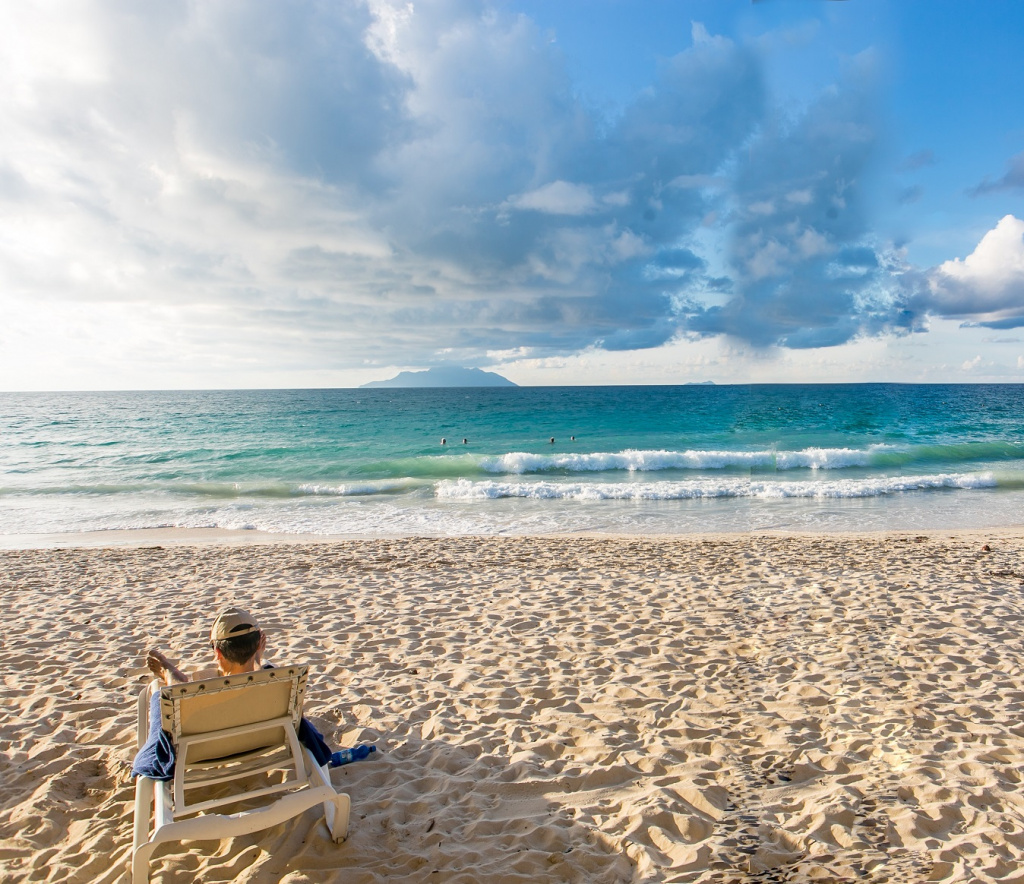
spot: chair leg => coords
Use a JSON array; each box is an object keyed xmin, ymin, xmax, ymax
[
  {"xmin": 132, "ymin": 841, "xmax": 158, "ymax": 884},
  {"xmin": 324, "ymin": 790, "xmax": 351, "ymax": 843},
  {"xmin": 303, "ymin": 749, "xmax": 351, "ymax": 843},
  {"xmin": 133, "ymin": 776, "xmax": 153, "ymax": 854},
  {"xmin": 132, "ymin": 775, "xmax": 156, "ymax": 884}
]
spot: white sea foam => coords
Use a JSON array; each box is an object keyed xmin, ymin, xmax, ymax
[
  {"xmin": 478, "ymin": 446, "xmax": 890, "ymax": 474},
  {"xmin": 296, "ymin": 479, "xmax": 420, "ymax": 496},
  {"xmin": 435, "ymin": 472, "xmax": 997, "ymax": 501},
  {"xmin": 773, "ymin": 447, "xmax": 878, "ymax": 469},
  {"xmin": 0, "ymin": 471, "xmax": 1013, "ymax": 541}
]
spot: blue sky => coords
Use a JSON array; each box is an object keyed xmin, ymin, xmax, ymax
[{"xmin": 1, "ymin": 0, "xmax": 1023, "ymax": 389}]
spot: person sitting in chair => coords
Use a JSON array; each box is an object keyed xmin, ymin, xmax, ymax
[{"xmin": 132, "ymin": 606, "xmax": 337, "ymax": 779}]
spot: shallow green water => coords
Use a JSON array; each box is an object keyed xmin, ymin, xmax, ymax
[{"xmin": 2, "ymin": 384, "xmax": 1022, "ymax": 537}]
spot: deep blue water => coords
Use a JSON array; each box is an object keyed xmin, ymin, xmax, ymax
[{"xmin": 1, "ymin": 384, "xmax": 1022, "ymax": 537}]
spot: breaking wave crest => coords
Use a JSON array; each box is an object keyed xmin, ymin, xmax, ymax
[
  {"xmin": 468, "ymin": 442, "xmax": 1024, "ymax": 475},
  {"xmin": 435, "ymin": 472, "xmax": 997, "ymax": 501},
  {"xmin": 477, "ymin": 446, "xmax": 894, "ymax": 474}
]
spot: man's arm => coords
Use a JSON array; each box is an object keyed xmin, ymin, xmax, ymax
[{"xmin": 146, "ymin": 649, "xmax": 189, "ymax": 685}]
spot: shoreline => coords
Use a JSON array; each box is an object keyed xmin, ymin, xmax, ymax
[{"xmin": 1, "ymin": 522, "xmax": 1023, "ymax": 551}]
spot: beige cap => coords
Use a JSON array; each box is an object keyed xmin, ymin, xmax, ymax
[{"xmin": 210, "ymin": 606, "xmax": 260, "ymax": 641}]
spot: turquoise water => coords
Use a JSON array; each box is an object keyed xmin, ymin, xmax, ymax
[{"xmin": 1, "ymin": 384, "xmax": 1023, "ymax": 537}]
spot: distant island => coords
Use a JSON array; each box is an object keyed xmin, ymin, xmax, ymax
[{"xmin": 361, "ymin": 367, "xmax": 518, "ymax": 388}]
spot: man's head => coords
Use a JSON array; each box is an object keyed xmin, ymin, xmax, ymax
[{"xmin": 210, "ymin": 606, "xmax": 262, "ymax": 666}]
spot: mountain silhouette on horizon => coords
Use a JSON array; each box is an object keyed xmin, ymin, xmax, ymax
[{"xmin": 361, "ymin": 367, "xmax": 518, "ymax": 388}]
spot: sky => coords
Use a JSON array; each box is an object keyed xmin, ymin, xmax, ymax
[{"xmin": 1, "ymin": 0, "xmax": 1023, "ymax": 390}]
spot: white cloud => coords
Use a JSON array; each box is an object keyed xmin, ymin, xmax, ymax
[
  {"xmin": 0, "ymin": 2, "xmax": 108, "ymax": 96},
  {"xmin": 506, "ymin": 180, "xmax": 598, "ymax": 215},
  {"xmin": 690, "ymin": 21, "xmax": 729, "ymax": 50},
  {"xmin": 924, "ymin": 215, "xmax": 1024, "ymax": 321},
  {"xmin": 610, "ymin": 229, "xmax": 650, "ymax": 261},
  {"xmin": 669, "ymin": 173, "xmax": 727, "ymax": 191},
  {"xmin": 796, "ymin": 228, "xmax": 831, "ymax": 258},
  {"xmin": 602, "ymin": 190, "xmax": 631, "ymax": 207},
  {"xmin": 745, "ymin": 237, "xmax": 790, "ymax": 280}
]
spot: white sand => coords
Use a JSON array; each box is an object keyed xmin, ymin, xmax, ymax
[{"xmin": 2, "ymin": 532, "xmax": 1024, "ymax": 883}]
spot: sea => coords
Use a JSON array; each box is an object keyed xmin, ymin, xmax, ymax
[{"xmin": 1, "ymin": 384, "xmax": 1022, "ymax": 541}]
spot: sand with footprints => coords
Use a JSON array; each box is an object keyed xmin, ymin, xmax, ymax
[{"xmin": 2, "ymin": 531, "xmax": 1024, "ymax": 882}]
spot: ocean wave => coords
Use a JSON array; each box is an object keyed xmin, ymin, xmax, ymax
[
  {"xmin": 294, "ymin": 479, "xmax": 421, "ymax": 497},
  {"xmin": 0, "ymin": 479, "xmax": 424, "ymax": 499},
  {"xmin": 871, "ymin": 440, "xmax": 1024, "ymax": 467},
  {"xmin": 172, "ymin": 478, "xmax": 428, "ymax": 498},
  {"xmin": 470, "ymin": 441, "xmax": 1024, "ymax": 475},
  {"xmin": 435, "ymin": 472, "xmax": 997, "ymax": 501},
  {"xmin": 476, "ymin": 447, "xmax": 885, "ymax": 474}
]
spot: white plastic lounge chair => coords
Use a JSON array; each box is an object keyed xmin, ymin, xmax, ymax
[{"xmin": 131, "ymin": 666, "xmax": 350, "ymax": 884}]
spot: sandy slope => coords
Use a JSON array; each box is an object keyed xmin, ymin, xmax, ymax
[{"xmin": 2, "ymin": 532, "xmax": 1024, "ymax": 883}]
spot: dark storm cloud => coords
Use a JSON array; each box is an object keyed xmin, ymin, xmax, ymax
[
  {"xmin": 971, "ymin": 316, "xmax": 1024, "ymax": 330},
  {"xmin": 969, "ymin": 150, "xmax": 1024, "ymax": 196},
  {"xmin": 899, "ymin": 149, "xmax": 936, "ymax": 172},
  {"xmin": 898, "ymin": 185, "xmax": 923, "ymax": 205},
  {"xmin": 677, "ymin": 59, "xmax": 913, "ymax": 349},
  {"xmin": 356, "ymin": 17, "xmax": 766, "ymax": 356}
]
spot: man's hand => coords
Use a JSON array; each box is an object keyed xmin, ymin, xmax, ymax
[{"xmin": 145, "ymin": 649, "xmax": 189, "ymax": 685}]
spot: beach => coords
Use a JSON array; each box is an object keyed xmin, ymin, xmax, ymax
[{"xmin": 2, "ymin": 530, "xmax": 1024, "ymax": 883}]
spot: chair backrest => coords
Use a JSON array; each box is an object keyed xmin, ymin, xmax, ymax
[{"xmin": 159, "ymin": 666, "xmax": 308, "ymax": 764}]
